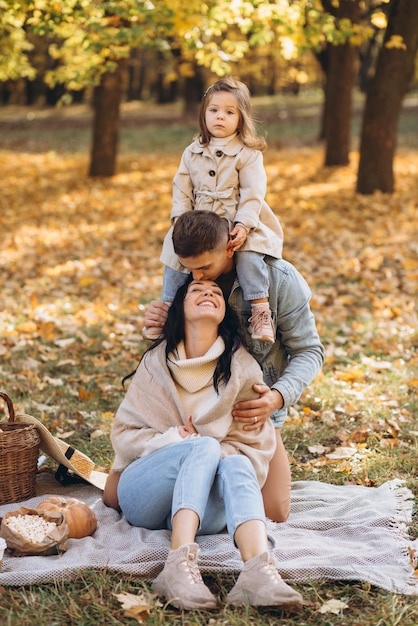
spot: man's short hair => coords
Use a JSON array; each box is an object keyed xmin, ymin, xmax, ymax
[{"xmin": 173, "ymin": 211, "xmax": 229, "ymax": 258}]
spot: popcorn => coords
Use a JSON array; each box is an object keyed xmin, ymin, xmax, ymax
[
  {"xmin": 4, "ymin": 514, "xmax": 57, "ymax": 543},
  {"xmin": 0, "ymin": 506, "xmax": 69, "ymax": 556}
]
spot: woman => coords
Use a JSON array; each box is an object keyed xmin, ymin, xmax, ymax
[{"xmin": 104, "ymin": 277, "xmax": 303, "ymax": 610}]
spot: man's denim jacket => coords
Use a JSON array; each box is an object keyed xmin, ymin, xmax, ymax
[{"xmin": 228, "ymin": 257, "xmax": 325, "ymax": 427}]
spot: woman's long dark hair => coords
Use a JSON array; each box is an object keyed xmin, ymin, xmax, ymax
[{"xmin": 123, "ymin": 275, "xmax": 242, "ymax": 392}]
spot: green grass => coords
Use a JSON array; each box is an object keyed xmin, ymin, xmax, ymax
[
  {"xmin": 2, "ymin": 574, "xmax": 418, "ymax": 625},
  {"xmin": 1, "ymin": 89, "xmax": 416, "ymax": 156}
]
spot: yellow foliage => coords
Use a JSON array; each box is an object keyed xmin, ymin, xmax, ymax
[
  {"xmin": 385, "ymin": 35, "xmax": 407, "ymax": 50},
  {"xmin": 371, "ymin": 11, "xmax": 387, "ymax": 30}
]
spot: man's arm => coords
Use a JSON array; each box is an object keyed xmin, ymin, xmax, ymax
[
  {"xmin": 232, "ymin": 262, "xmax": 324, "ymax": 430},
  {"xmin": 269, "ymin": 273, "xmax": 325, "ymax": 408}
]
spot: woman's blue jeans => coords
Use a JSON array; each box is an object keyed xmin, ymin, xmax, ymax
[{"xmin": 117, "ymin": 436, "xmax": 266, "ymax": 539}]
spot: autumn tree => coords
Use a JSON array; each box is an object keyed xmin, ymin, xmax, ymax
[
  {"xmin": 2, "ymin": 1, "xmax": 350, "ymax": 176},
  {"xmin": 356, "ymin": 0, "xmax": 418, "ymax": 194},
  {"xmin": 0, "ymin": 0, "xmax": 208, "ymax": 175},
  {"xmin": 6, "ymin": 0, "xmax": 304, "ymax": 177},
  {"xmin": 320, "ymin": 0, "xmax": 361, "ymax": 166},
  {"xmin": 89, "ymin": 60, "xmax": 127, "ymax": 177},
  {"xmin": 0, "ymin": 2, "xmax": 36, "ymax": 83},
  {"xmin": 5, "ymin": 0, "xmax": 414, "ymax": 190},
  {"xmin": 304, "ymin": 1, "xmax": 393, "ymax": 167}
]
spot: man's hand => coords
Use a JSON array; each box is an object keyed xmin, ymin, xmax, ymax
[
  {"xmin": 142, "ymin": 301, "xmax": 169, "ymax": 336},
  {"xmin": 232, "ymin": 384, "xmax": 284, "ymax": 431}
]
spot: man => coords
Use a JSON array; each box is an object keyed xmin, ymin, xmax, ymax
[{"xmin": 143, "ymin": 211, "xmax": 324, "ymax": 521}]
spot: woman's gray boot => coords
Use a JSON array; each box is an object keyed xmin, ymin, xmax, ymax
[
  {"xmin": 226, "ymin": 551, "xmax": 303, "ymax": 608},
  {"xmin": 152, "ymin": 543, "xmax": 217, "ymax": 610}
]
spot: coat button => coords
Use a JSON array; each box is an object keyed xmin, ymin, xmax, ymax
[
  {"xmin": 215, "ymin": 150, "xmax": 223, "ymax": 157},
  {"xmin": 209, "ymin": 170, "xmax": 216, "ymax": 177}
]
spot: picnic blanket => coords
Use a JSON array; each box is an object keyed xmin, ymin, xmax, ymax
[{"xmin": 0, "ymin": 473, "xmax": 417, "ymax": 594}]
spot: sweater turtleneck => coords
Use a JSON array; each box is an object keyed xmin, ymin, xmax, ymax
[
  {"xmin": 167, "ymin": 337, "xmax": 225, "ymax": 420},
  {"xmin": 208, "ymin": 133, "xmax": 238, "ymax": 154},
  {"xmin": 168, "ymin": 337, "xmax": 225, "ymax": 393}
]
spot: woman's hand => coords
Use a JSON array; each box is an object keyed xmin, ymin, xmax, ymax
[
  {"xmin": 178, "ymin": 416, "xmax": 198, "ymax": 438},
  {"xmin": 232, "ymin": 384, "xmax": 284, "ymax": 431}
]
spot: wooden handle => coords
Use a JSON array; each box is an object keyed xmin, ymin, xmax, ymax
[{"xmin": 0, "ymin": 392, "xmax": 16, "ymax": 423}]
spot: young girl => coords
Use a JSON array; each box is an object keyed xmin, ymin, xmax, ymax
[
  {"xmin": 104, "ymin": 277, "xmax": 303, "ymax": 610},
  {"xmin": 156, "ymin": 77, "xmax": 284, "ymax": 344}
]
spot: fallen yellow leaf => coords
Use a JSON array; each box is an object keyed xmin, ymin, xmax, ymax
[
  {"xmin": 113, "ymin": 591, "xmax": 155, "ymax": 624},
  {"xmin": 335, "ymin": 369, "xmax": 365, "ymax": 383},
  {"xmin": 326, "ymin": 446, "xmax": 357, "ymax": 460},
  {"xmin": 319, "ymin": 598, "xmax": 349, "ymax": 614},
  {"xmin": 15, "ymin": 320, "xmax": 37, "ymax": 333},
  {"xmin": 78, "ymin": 386, "xmax": 96, "ymax": 401}
]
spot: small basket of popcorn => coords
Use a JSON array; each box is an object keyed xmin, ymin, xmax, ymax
[
  {"xmin": 0, "ymin": 392, "xmax": 41, "ymax": 505},
  {"xmin": 0, "ymin": 507, "xmax": 69, "ymax": 556}
]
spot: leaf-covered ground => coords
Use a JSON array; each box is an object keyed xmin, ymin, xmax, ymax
[
  {"xmin": 1, "ymin": 131, "xmax": 416, "ymax": 473},
  {"xmin": 0, "ymin": 101, "xmax": 417, "ymax": 624}
]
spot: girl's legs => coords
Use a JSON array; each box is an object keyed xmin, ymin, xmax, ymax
[
  {"xmin": 261, "ymin": 429, "xmax": 292, "ymax": 522},
  {"xmin": 235, "ymin": 251, "xmax": 275, "ymax": 343},
  {"xmin": 234, "ymin": 251, "xmax": 269, "ymax": 302},
  {"xmin": 152, "ymin": 437, "xmax": 221, "ymax": 610},
  {"xmin": 104, "ymin": 431, "xmax": 291, "ymax": 523},
  {"xmin": 162, "ymin": 265, "xmax": 189, "ymax": 303},
  {"xmin": 201, "ymin": 454, "xmax": 266, "ymax": 538}
]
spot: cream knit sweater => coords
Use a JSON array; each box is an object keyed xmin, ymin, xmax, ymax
[{"xmin": 110, "ymin": 340, "xmax": 276, "ymax": 487}]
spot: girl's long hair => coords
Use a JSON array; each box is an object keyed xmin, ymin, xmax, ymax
[{"xmin": 123, "ymin": 275, "xmax": 242, "ymax": 392}]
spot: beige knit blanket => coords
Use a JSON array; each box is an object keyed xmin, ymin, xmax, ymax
[{"xmin": 0, "ymin": 473, "xmax": 417, "ymax": 594}]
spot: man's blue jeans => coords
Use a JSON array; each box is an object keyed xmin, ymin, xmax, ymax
[{"xmin": 117, "ymin": 436, "xmax": 266, "ymax": 538}]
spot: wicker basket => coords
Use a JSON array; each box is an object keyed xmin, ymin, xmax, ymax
[{"xmin": 0, "ymin": 392, "xmax": 41, "ymax": 505}]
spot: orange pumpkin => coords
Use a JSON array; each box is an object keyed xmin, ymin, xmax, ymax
[{"xmin": 37, "ymin": 497, "xmax": 97, "ymax": 539}]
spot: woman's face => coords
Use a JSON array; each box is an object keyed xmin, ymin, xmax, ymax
[{"xmin": 183, "ymin": 280, "xmax": 226, "ymax": 326}]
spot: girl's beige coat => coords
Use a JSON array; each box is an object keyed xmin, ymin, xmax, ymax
[{"xmin": 161, "ymin": 136, "xmax": 283, "ymax": 272}]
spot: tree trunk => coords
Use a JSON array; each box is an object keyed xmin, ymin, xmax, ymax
[
  {"xmin": 182, "ymin": 65, "xmax": 206, "ymax": 117},
  {"xmin": 89, "ymin": 61, "xmax": 126, "ymax": 178},
  {"xmin": 356, "ymin": 0, "xmax": 418, "ymax": 194},
  {"xmin": 323, "ymin": 0, "xmax": 360, "ymax": 166},
  {"xmin": 315, "ymin": 48, "xmax": 329, "ymax": 141}
]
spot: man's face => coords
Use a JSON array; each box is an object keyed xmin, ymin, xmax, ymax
[{"xmin": 178, "ymin": 247, "xmax": 234, "ymax": 282}]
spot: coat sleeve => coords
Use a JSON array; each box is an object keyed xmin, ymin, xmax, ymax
[
  {"xmin": 171, "ymin": 147, "xmax": 194, "ymax": 220},
  {"xmin": 234, "ymin": 150, "xmax": 267, "ymax": 230},
  {"xmin": 270, "ymin": 264, "xmax": 325, "ymax": 407}
]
